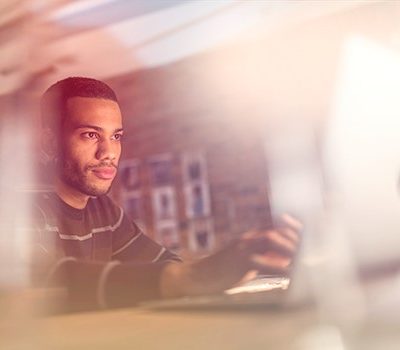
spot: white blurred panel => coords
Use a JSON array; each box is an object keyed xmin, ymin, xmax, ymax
[{"xmin": 325, "ymin": 36, "xmax": 400, "ymax": 267}]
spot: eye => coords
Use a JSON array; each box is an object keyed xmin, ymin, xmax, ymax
[
  {"xmin": 112, "ymin": 133, "xmax": 123, "ymax": 141},
  {"xmin": 82, "ymin": 131, "xmax": 99, "ymax": 139}
]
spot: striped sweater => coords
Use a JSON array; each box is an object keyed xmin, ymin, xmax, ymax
[{"xmin": 32, "ymin": 192, "xmax": 181, "ymax": 310}]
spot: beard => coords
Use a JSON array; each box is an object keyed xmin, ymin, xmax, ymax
[{"xmin": 59, "ymin": 158, "xmax": 116, "ymax": 197}]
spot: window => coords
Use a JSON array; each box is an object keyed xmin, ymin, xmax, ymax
[
  {"xmin": 156, "ymin": 223, "xmax": 180, "ymax": 252},
  {"xmin": 184, "ymin": 182, "xmax": 210, "ymax": 218},
  {"xmin": 148, "ymin": 155, "xmax": 174, "ymax": 186},
  {"xmin": 182, "ymin": 152, "xmax": 211, "ymax": 219},
  {"xmin": 120, "ymin": 159, "xmax": 140, "ymax": 190},
  {"xmin": 124, "ymin": 194, "xmax": 143, "ymax": 220},
  {"xmin": 182, "ymin": 152, "xmax": 207, "ymax": 183},
  {"xmin": 188, "ymin": 219, "xmax": 214, "ymax": 253},
  {"xmin": 152, "ymin": 187, "xmax": 177, "ymax": 221}
]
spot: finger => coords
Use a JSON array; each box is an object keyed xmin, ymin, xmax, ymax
[
  {"xmin": 234, "ymin": 270, "xmax": 258, "ymax": 287},
  {"xmin": 281, "ymin": 213, "xmax": 303, "ymax": 231},
  {"xmin": 242, "ymin": 229, "xmax": 295, "ymax": 245},
  {"xmin": 265, "ymin": 230, "xmax": 297, "ymax": 255},
  {"xmin": 250, "ymin": 253, "xmax": 291, "ymax": 276},
  {"xmin": 240, "ymin": 231, "xmax": 296, "ymax": 257},
  {"xmin": 277, "ymin": 227, "xmax": 300, "ymax": 245}
]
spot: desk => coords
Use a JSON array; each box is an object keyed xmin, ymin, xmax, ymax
[
  {"xmin": 1, "ymin": 289, "xmax": 400, "ymax": 350},
  {"xmin": 3, "ymin": 306, "xmax": 317, "ymax": 350}
]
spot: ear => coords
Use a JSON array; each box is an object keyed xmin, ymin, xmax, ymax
[{"xmin": 41, "ymin": 127, "xmax": 58, "ymax": 160}]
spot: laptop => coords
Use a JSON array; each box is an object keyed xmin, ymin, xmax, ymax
[
  {"xmin": 140, "ymin": 37, "xmax": 400, "ymax": 311},
  {"xmin": 139, "ymin": 232, "xmax": 316, "ymax": 311}
]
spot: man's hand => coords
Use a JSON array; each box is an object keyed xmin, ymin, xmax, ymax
[{"xmin": 161, "ymin": 214, "xmax": 302, "ymax": 298}]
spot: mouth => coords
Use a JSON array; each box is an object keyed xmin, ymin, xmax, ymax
[{"xmin": 91, "ymin": 167, "xmax": 117, "ymax": 180}]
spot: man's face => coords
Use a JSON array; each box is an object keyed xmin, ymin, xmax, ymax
[{"xmin": 58, "ymin": 96, "xmax": 123, "ymax": 197}]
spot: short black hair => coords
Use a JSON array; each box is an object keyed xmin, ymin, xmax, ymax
[{"xmin": 41, "ymin": 77, "xmax": 118, "ymax": 130}]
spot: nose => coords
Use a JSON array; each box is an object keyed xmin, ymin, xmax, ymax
[{"xmin": 95, "ymin": 138, "xmax": 119, "ymax": 162}]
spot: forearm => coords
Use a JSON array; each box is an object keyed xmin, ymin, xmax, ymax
[
  {"xmin": 160, "ymin": 263, "xmax": 213, "ymax": 299},
  {"xmin": 160, "ymin": 262, "xmax": 189, "ymax": 299},
  {"xmin": 159, "ymin": 257, "xmax": 247, "ymax": 298},
  {"xmin": 42, "ymin": 258, "xmax": 173, "ymax": 310}
]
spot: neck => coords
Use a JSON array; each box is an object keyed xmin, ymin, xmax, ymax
[{"xmin": 55, "ymin": 178, "xmax": 90, "ymax": 209}]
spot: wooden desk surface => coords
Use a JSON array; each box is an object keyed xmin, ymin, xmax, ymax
[
  {"xmin": 1, "ymin": 289, "xmax": 400, "ymax": 350},
  {"xmin": 1, "ymin": 292, "xmax": 317, "ymax": 350}
]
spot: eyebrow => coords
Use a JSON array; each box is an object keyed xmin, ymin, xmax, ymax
[{"xmin": 75, "ymin": 124, "xmax": 124, "ymax": 133}]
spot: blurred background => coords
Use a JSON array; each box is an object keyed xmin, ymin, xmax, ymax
[{"xmin": 0, "ymin": 0, "xmax": 400, "ymax": 348}]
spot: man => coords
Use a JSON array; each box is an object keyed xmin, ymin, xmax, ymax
[{"xmin": 33, "ymin": 77, "xmax": 300, "ymax": 310}]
